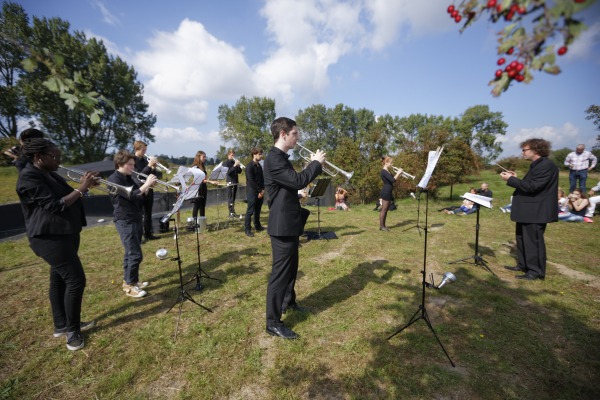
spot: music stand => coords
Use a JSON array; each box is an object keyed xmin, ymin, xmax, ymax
[
  {"xmin": 448, "ymin": 193, "xmax": 495, "ymax": 276},
  {"xmin": 186, "ymin": 217, "xmax": 221, "ymax": 291},
  {"xmin": 402, "ymin": 188, "xmax": 428, "ymax": 236},
  {"xmin": 304, "ymin": 178, "xmax": 337, "ymax": 240}
]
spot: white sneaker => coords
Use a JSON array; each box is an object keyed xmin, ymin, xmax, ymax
[
  {"xmin": 124, "ymin": 285, "xmax": 147, "ymax": 298},
  {"xmin": 123, "ymin": 280, "xmax": 149, "ymax": 291}
]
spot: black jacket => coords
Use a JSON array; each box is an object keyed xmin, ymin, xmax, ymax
[
  {"xmin": 245, "ymin": 160, "xmax": 264, "ymax": 195},
  {"xmin": 107, "ymin": 171, "xmax": 145, "ymax": 222},
  {"xmin": 223, "ymin": 158, "xmax": 242, "ymax": 183}
]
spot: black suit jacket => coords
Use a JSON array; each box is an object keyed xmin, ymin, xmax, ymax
[
  {"xmin": 223, "ymin": 159, "xmax": 242, "ymax": 183},
  {"xmin": 245, "ymin": 160, "xmax": 264, "ymax": 195},
  {"xmin": 16, "ymin": 162, "xmax": 86, "ymax": 237},
  {"xmin": 507, "ymin": 157, "xmax": 559, "ymax": 224},
  {"xmin": 264, "ymin": 147, "xmax": 322, "ymax": 236}
]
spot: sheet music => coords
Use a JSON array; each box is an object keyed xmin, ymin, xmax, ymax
[
  {"xmin": 161, "ymin": 166, "xmax": 205, "ymax": 223},
  {"xmin": 417, "ymin": 146, "xmax": 444, "ymax": 189},
  {"xmin": 461, "ymin": 192, "xmax": 493, "ymax": 209}
]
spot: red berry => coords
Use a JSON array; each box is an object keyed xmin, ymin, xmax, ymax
[
  {"xmin": 487, "ymin": 0, "xmax": 497, "ymax": 8},
  {"xmin": 496, "ymin": 4, "xmax": 502, "ymax": 12},
  {"xmin": 495, "ymin": 69, "xmax": 503, "ymax": 78},
  {"xmin": 505, "ymin": 11, "xmax": 514, "ymax": 20},
  {"xmin": 507, "ymin": 47, "xmax": 514, "ymax": 55},
  {"xmin": 454, "ymin": 15, "xmax": 462, "ymax": 23},
  {"xmin": 516, "ymin": 63, "xmax": 524, "ymax": 72},
  {"xmin": 497, "ymin": 58, "xmax": 506, "ymax": 65},
  {"xmin": 518, "ymin": 6, "xmax": 527, "ymax": 14},
  {"xmin": 510, "ymin": 4, "xmax": 519, "ymax": 12},
  {"xmin": 447, "ymin": 5, "xmax": 455, "ymax": 13},
  {"xmin": 508, "ymin": 69, "xmax": 517, "ymax": 78},
  {"xmin": 451, "ymin": 10, "xmax": 459, "ymax": 18},
  {"xmin": 509, "ymin": 60, "xmax": 518, "ymax": 69},
  {"xmin": 558, "ymin": 46, "xmax": 568, "ymax": 55},
  {"xmin": 574, "ymin": 0, "xmax": 585, "ymax": 3},
  {"xmin": 515, "ymin": 74, "xmax": 525, "ymax": 82}
]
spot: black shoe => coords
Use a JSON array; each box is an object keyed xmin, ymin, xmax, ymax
[
  {"xmin": 516, "ymin": 274, "xmax": 544, "ymax": 281},
  {"xmin": 255, "ymin": 226, "xmax": 265, "ymax": 232},
  {"xmin": 145, "ymin": 234, "xmax": 159, "ymax": 241},
  {"xmin": 504, "ymin": 265, "xmax": 525, "ymax": 272},
  {"xmin": 245, "ymin": 231, "xmax": 254, "ymax": 237},
  {"xmin": 266, "ymin": 325, "xmax": 299, "ymax": 339},
  {"xmin": 54, "ymin": 320, "xmax": 96, "ymax": 338},
  {"xmin": 66, "ymin": 331, "xmax": 84, "ymax": 351},
  {"xmin": 282, "ymin": 304, "xmax": 310, "ymax": 314}
]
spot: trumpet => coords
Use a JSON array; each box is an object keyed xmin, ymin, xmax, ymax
[
  {"xmin": 392, "ymin": 166, "xmax": 415, "ymax": 180},
  {"xmin": 233, "ymin": 157, "xmax": 246, "ymax": 169},
  {"xmin": 59, "ymin": 165, "xmax": 133, "ymax": 199},
  {"xmin": 296, "ymin": 144, "xmax": 354, "ymax": 181},
  {"xmin": 132, "ymin": 170, "xmax": 180, "ymax": 192},
  {"xmin": 145, "ymin": 154, "xmax": 172, "ymax": 174}
]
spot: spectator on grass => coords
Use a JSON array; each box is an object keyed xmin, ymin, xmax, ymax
[
  {"xmin": 585, "ymin": 181, "xmax": 599, "ymax": 222},
  {"xmin": 559, "ymin": 189, "xmax": 590, "ymax": 223},
  {"xmin": 442, "ymin": 188, "xmax": 478, "ymax": 215}
]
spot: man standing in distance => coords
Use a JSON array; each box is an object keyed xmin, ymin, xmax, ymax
[
  {"xmin": 263, "ymin": 117, "xmax": 325, "ymax": 339},
  {"xmin": 501, "ymin": 138, "xmax": 559, "ymax": 281},
  {"xmin": 223, "ymin": 149, "xmax": 243, "ymax": 218},
  {"xmin": 564, "ymin": 144, "xmax": 597, "ymax": 193},
  {"xmin": 244, "ymin": 148, "xmax": 265, "ymax": 237}
]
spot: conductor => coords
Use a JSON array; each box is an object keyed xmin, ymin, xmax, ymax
[{"xmin": 263, "ymin": 117, "xmax": 325, "ymax": 339}]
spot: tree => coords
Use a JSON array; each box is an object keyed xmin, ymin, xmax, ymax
[
  {"xmin": 217, "ymin": 96, "xmax": 276, "ymax": 158},
  {"xmin": 584, "ymin": 104, "xmax": 600, "ymax": 149},
  {"xmin": 0, "ymin": 1, "xmax": 29, "ymax": 138},
  {"xmin": 457, "ymin": 104, "xmax": 507, "ymax": 162},
  {"xmin": 21, "ymin": 17, "xmax": 155, "ymax": 163},
  {"xmin": 451, "ymin": 0, "xmax": 597, "ymax": 96}
]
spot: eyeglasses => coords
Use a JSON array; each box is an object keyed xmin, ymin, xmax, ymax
[
  {"xmin": 45, "ymin": 153, "xmax": 61, "ymax": 161},
  {"xmin": 521, "ymin": 148, "xmax": 531, "ymax": 152}
]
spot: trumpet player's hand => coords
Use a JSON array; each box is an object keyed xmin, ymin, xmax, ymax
[
  {"xmin": 79, "ymin": 171, "xmax": 99, "ymax": 191},
  {"xmin": 311, "ymin": 149, "xmax": 326, "ymax": 164},
  {"xmin": 148, "ymin": 156, "xmax": 158, "ymax": 168},
  {"xmin": 394, "ymin": 168, "xmax": 403, "ymax": 179},
  {"xmin": 500, "ymin": 171, "xmax": 516, "ymax": 181}
]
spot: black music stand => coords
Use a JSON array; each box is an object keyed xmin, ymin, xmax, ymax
[
  {"xmin": 165, "ymin": 219, "xmax": 212, "ymax": 339},
  {"xmin": 186, "ymin": 218, "xmax": 221, "ymax": 291},
  {"xmin": 403, "ymin": 188, "xmax": 428, "ymax": 236},
  {"xmin": 448, "ymin": 194, "xmax": 495, "ymax": 276},
  {"xmin": 304, "ymin": 178, "xmax": 336, "ymax": 240},
  {"xmin": 387, "ymin": 190, "xmax": 455, "ymax": 367},
  {"xmin": 209, "ymin": 165, "xmax": 228, "ymax": 230}
]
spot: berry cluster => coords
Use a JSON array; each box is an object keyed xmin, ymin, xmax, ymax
[
  {"xmin": 446, "ymin": 5, "xmax": 462, "ymax": 23},
  {"xmin": 495, "ymin": 57, "xmax": 525, "ymax": 82}
]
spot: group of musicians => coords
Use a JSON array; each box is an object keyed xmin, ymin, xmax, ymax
[{"xmin": 14, "ymin": 120, "xmax": 557, "ymax": 349}]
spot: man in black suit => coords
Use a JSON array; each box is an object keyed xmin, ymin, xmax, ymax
[
  {"xmin": 244, "ymin": 147, "xmax": 265, "ymax": 237},
  {"xmin": 500, "ymin": 138, "xmax": 558, "ymax": 281},
  {"xmin": 263, "ymin": 117, "xmax": 325, "ymax": 339}
]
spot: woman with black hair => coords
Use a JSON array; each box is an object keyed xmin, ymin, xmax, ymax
[{"xmin": 16, "ymin": 136, "xmax": 98, "ymax": 351}]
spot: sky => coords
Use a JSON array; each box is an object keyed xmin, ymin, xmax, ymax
[{"xmin": 14, "ymin": 0, "xmax": 600, "ymax": 161}]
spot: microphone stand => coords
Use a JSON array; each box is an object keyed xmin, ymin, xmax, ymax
[
  {"xmin": 166, "ymin": 221, "xmax": 212, "ymax": 339},
  {"xmin": 387, "ymin": 190, "xmax": 455, "ymax": 367}
]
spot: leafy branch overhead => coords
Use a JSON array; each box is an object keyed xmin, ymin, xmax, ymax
[{"xmin": 449, "ymin": 0, "xmax": 597, "ymax": 96}]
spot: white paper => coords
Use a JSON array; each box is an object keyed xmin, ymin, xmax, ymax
[
  {"xmin": 461, "ymin": 192, "xmax": 494, "ymax": 209},
  {"xmin": 417, "ymin": 146, "xmax": 444, "ymax": 189}
]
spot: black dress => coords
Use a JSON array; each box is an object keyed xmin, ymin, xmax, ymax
[{"xmin": 380, "ymin": 169, "xmax": 395, "ymax": 201}]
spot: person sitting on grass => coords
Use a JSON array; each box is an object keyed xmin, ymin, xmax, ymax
[
  {"xmin": 558, "ymin": 189, "xmax": 590, "ymax": 222},
  {"xmin": 442, "ymin": 188, "xmax": 478, "ymax": 215},
  {"xmin": 334, "ymin": 186, "xmax": 350, "ymax": 211},
  {"xmin": 499, "ymin": 196, "xmax": 512, "ymax": 214},
  {"xmin": 557, "ymin": 188, "xmax": 569, "ymax": 215},
  {"xmin": 584, "ymin": 181, "xmax": 599, "ymax": 222}
]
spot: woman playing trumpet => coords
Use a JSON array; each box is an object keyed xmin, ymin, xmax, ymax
[
  {"xmin": 379, "ymin": 157, "xmax": 403, "ymax": 231},
  {"xmin": 16, "ymin": 136, "xmax": 99, "ymax": 351},
  {"xmin": 108, "ymin": 150, "xmax": 158, "ymax": 299}
]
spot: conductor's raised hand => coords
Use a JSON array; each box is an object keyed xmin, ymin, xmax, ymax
[
  {"xmin": 311, "ymin": 149, "xmax": 326, "ymax": 164},
  {"xmin": 500, "ymin": 171, "xmax": 517, "ymax": 181}
]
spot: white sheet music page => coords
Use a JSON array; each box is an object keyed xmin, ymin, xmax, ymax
[{"xmin": 417, "ymin": 146, "xmax": 444, "ymax": 189}]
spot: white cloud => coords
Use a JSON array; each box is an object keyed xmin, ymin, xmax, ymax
[
  {"xmin": 566, "ymin": 21, "xmax": 600, "ymax": 61},
  {"xmin": 90, "ymin": 0, "xmax": 120, "ymax": 26},
  {"xmin": 84, "ymin": 30, "xmax": 125, "ymax": 60},
  {"xmin": 500, "ymin": 123, "xmax": 588, "ymax": 157}
]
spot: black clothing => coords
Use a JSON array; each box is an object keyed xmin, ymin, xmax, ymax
[
  {"xmin": 506, "ymin": 156, "xmax": 559, "ymax": 278},
  {"xmin": 134, "ymin": 156, "xmax": 155, "ymax": 236},
  {"xmin": 16, "ymin": 163, "xmax": 87, "ymax": 333},
  {"xmin": 245, "ymin": 160, "xmax": 265, "ymax": 231},
  {"xmin": 191, "ymin": 164, "xmax": 208, "ymax": 218},
  {"xmin": 224, "ymin": 158, "xmax": 242, "ymax": 213},
  {"xmin": 264, "ymin": 146, "xmax": 322, "ymax": 327},
  {"xmin": 380, "ymin": 169, "xmax": 395, "ymax": 201},
  {"xmin": 477, "ymin": 188, "xmax": 493, "ymax": 198},
  {"xmin": 107, "ymin": 171, "xmax": 144, "ymax": 222}
]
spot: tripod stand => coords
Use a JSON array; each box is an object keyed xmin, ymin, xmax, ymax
[
  {"xmin": 403, "ymin": 188, "xmax": 428, "ymax": 236},
  {"xmin": 387, "ymin": 190, "xmax": 455, "ymax": 367},
  {"xmin": 304, "ymin": 178, "xmax": 336, "ymax": 240},
  {"xmin": 448, "ymin": 204, "xmax": 495, "ymax": 276},
  {"xmin": 166, "ymin": 222, "xmax": 212, "ymax": 339},
  {"xmin": 186, "ymin": 218, "xmax": 221, "ymax": 291}
]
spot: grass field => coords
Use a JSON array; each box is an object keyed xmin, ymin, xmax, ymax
[{"xmin": 1, "ymin": 169, "xmax": 599, "ymax": 399}]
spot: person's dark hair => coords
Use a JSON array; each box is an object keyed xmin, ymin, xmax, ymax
[
  {"xmin": 114, "ymin": 149, "xmax": 135, "ymax": 169},
  {"xmin": 270, "ymin": 117, "xmax": 296, "ymax": 143},
  {"xmin": 133, "ymin": 141, "xmax": 147, "ymax": 151},
  {"xmin": 22, "ymin": 138, "xmax": 56, "ymax": 160},
  {"xmin": 251, "ymin": 147, "xmax": 263, "ymax": 155},
  {"xmin": 521, "ymin": 138, "xmax": 551, "ymax": 157},
  {"xmin": 19, "ymin": 128, "xmax": 45, "ymax": 142},
  {"xmin": 192, "ymin": 150, "xmax": 206, "ymax": 167},
  {"xmin": 381, "ymin": 156, "xmax": 392, "ymax": 166},
  {"xmin": 572, "ymin": 188, "xmax": 588, "ymax": 200}
]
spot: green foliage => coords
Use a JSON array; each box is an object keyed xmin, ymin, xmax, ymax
[
  {"xmin": 455, "ymin": 0, "xmax": 598, "ymax": 96},
  {"xmin": 549, "ymin": 147, "xmax": 572, "ymax": 170},
  {"xmin": 217, "ymin": 96, "xmax": 276, "ymax": 158}
]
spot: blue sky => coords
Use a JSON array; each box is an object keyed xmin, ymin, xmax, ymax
[{"xmin": 15, "ymin": 0, "xmax": 600, "ymax": 160}]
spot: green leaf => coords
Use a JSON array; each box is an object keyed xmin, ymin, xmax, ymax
[
  {"xmin": 43, "ymin": 77, "xmax": 59, "ymax": 92},
  {"xmin": 21, "ymin": 58, "xmax": 38, "ymax": 72},
  {"xmin": 543, "ymin": 65, "xmax": 561, "ymax": 75}
]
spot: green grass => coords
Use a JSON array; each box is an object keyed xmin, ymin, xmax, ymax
[{"xmin": 1, "ymin": 170, "xmax": 599, "ymax": 399}]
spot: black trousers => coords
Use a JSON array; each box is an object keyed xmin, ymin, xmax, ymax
[
  {"xmin": 515, "ymin": 222, "xmax": 547, "ymax": 277},
  {"xmin": 227, "ymin": 184, "xmax": 237, "ymax": 213},
  {"xmin": 29, "ymin": 234, "xmax": 86, "ymax": 332},
  {"xmin": 244, "ymin": 193, "xmax": 263, "ymax": 231},
  {"xmin": 266, "ymin": 235, "xmax": 299, "ymax": 327},
  {"xmin": 192, "ymin": 196, "xmax": 206, "ymax": 218},
  {"xmin": 142, "ymin": 189, "xmax": 154, "ymax": 236}
]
